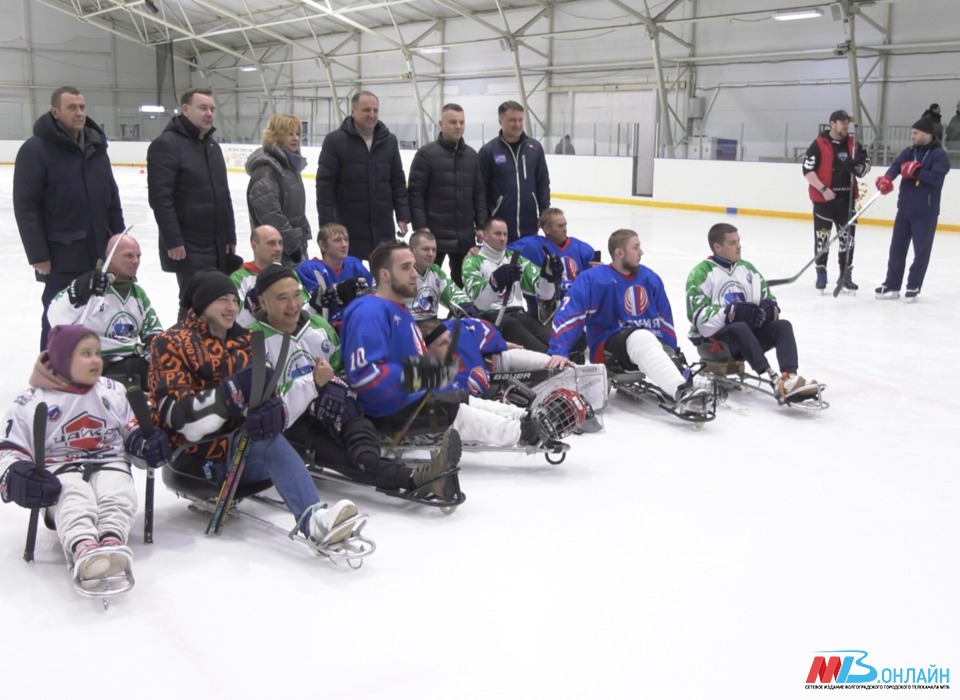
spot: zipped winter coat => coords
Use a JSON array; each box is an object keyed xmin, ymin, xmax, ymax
[
  {"xmin": 407, "ymin": 135, "xmax": 487, "ymax": 255},
  {"xmin": 245, "ymin": 144, "xmax": 311, "ymax": 263},
  {"xmin": 13, "ymin": 113, "xmax": 124, "ymax": 277},
  {"xmin": 147, "ymin": 115, "xmax": 236, "ymax": 274},
  {"xmin": 316, "ymin": 117, "xmax": 411, "ymax": 261},
  {"xmin": 477, "ymin": 131, "xmax": 550, "ymax": 241},
  {"xmin": 884, "ymin": 139, "xmax": 950, "ymax": 218}
]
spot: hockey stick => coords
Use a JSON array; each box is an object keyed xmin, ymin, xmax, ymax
[
  {"xmin": 495, "ymin": 250, "xmax": 521, "ymax": 328},
  {"xmin": 768, "ymin": 191, "xmax": 881, "ymax": 287},
  {"xmin": 78, "ymin": 225, "xmax": 134, "ymax": 326},
  {"xmin": 125, "ymin": 388, "xmax": 161, "ymax": 545},
  {"xmin": 23, "ymin": 402, "xmax": 48, "ymax": 563},
  {"xmin": 212, "ymin": 331, "xmax": 291, "ymax": 534},
  {"xmin": 389, "ymin": 321, "xmax": 461, "ymax": 449},
  {"xmin": 833, "ymin": 132, "xmax": 860, "ymax": 297},
  {"xmin": 206, "ymin": 331, "xmax": 267, "ymax": 535},
  {"xmin": 312, "ymin": 270, "xmax": 330, "ymax": 320}
]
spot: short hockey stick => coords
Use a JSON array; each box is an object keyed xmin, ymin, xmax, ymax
[
  {"xmin": 768, "ymin": 191, "xmax": 881, "ymax": 287},
  {"xmin": 23, "ymin": 402, "xmax": 48, "ymax": 563},
  {"xmin": 125, "ymin": 388, "xmax": 161, "ymax": 544},
  {"xmin": 495, "ymin": 250, "xmax": 521, "ymax": 328},
  {"xmin": 78, "ymin": 225, "xmax": 134, "ymax": 325}
]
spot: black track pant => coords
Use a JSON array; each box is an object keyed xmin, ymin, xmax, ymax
[
  {"xmin": 882, "ymin": 212, "xmax": 939, "ymax": 292},
  {"xmin": 711, "ymin": 319, "xmax": 800, "ymax": 375},
  {"xmin": 813, "ymin": 197, "xmax": 856, "ymax": 271},
  {"xmin": 481, "ymin": 308, "xmax": 550, "ymax": 352}
]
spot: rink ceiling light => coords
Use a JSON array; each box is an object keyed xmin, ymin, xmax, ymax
[
  {"xmin": 416, "ymin": 46, "xmax": 449, "ymax": 54},
  {"xmin": 139, "ymin": 105, "xmax": 165, "ymax": 113},
  {"xmin": 240, "ymin": 65, "xmax": 258, "ymax": 72},
  {"xmin": 772, "ymin": 9, "xmax": 824, "ymax": 21}
]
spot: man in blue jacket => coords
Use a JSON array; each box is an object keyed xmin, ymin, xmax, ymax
[
  {"xmin": 316, "ymin": 91, "xmax": 411, "ymax": 262},
  {"xmin": 478, "ymin": 101, "xmax": 550, "ymax": 242},
  {"xmin": 13, "ymin": 86, "xmax": 125, "ymax": 350},
  {"xmin": 873, "ymin": 118, "xmax": 950, "ymax": 302}
]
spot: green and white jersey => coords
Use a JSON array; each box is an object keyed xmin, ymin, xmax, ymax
[
  {"xmin": 685, "ymin": 257, "xmax": 774, "ymax": 339},
  {"xmin": 407, "ymin": 263, "xmax": 472, "ymax": 320},
  {"xmin": 461, "ymin": 244, "xmax": 554, "ymax": 312},
  {"xmin": 230, "ymin": 264, "xmax": 259, "ymax": 327},
  {"xmin": 48, "ymin": 281, "xmax": 162, "ymax": 359},
  {"xmin": 248, "ymin": 311, "xmax": 342, "ymax": 425}
]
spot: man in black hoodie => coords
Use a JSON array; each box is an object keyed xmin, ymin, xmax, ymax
[
  {"xmin": 13, "ymin": 86, "xmax": 125, "ymax": 351},
  {"xmin": 147, "ymin": 88, "xmax": 237, "ymax": 299}
]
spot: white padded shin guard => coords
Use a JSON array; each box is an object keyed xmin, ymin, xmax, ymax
[
  {"xmin": 495, "ymin": 348, "xmax": 551, "ymax": 372},
  {"xmin": 453, "ymin": 403, "xmax": 522, "ymax": 447},
  {"xmin": 626, "ymin": 330, "xmax": 685, "ymax": 400},
  {"xmin": 470, "ymin": 396, "xmax": 528, "ymax": 418}
]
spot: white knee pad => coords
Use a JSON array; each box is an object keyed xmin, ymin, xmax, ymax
[
  {"xmin": 626, "ymin": 330, "xmax": 685, "ymax": 399},
  {"xmin": 452, "ymin": 403, "xmax": 522, "ymax": 447}
]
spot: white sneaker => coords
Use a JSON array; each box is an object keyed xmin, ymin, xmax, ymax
[
  {"xmin": 309, "ymin": 500, "xmax": 359, "ymax": 549},
  {"xmin": 778, "ymin": 372, "xmax": 819, "ymax": 401},
  {"xmin": 72, "ymin": 540, "xmax": 112, "ymax": 581}
]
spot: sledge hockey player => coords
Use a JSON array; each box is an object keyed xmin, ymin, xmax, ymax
[
  {"xmin": 549, "ymin": 229, "xmax": 708, "ymax": 414},
  {"xmin": 47, "ymin": 233, "xmax": 163, "ymax": 390},
  {"xmin": 508, "ymin": 207, "xmax": 597, "ymax": 298},
  {"xmin": 408, "ymin": 229, "xmax": 480, "ymax": 321},
  {"xmin": 685, "ymin": 223, "xmax": 820, "ymax": 402},
  {"xmin": 248, "ymin": 263, "xmax": 460, "ymax": 503},
  {"xmin": 341, "ymin": 242, "xmax": 587, "ymax": 451},
  {"xmin": 461, "ymin": 217, "xmax": 562, "ymax": 352},
  {"xmin": 0, "ymin": 325, "xmax": 171, "ymax": 594},
  {"xmin": 229, "ymin": 224, "xmax": 284, "ymax": 326},
  {"xmin": 148, "ymin": 270, "xmax": 369, "ymax": 555},
  {"xmin": 296, "ymin": 223, "xmax": 374, "ymax": 325}
]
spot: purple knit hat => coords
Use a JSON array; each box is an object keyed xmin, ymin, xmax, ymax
[{"xmin": 47, "ymin": 325, "xmax": 99, "ymax": 381}]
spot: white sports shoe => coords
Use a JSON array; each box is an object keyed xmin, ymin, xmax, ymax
[
  {"xmin": 309, "ymin": 500, "xmax": 359, "ymax": 549},
  {"xmin": 73, "ymin": 540, "xmax": 111, "ymax": 581},
  {"xmin": 778, "ymin": 372, "xmax": 819, "ymax": 401}
]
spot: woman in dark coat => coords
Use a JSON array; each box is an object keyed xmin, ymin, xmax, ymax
[{"xmin": 246, "ymin": 113, "xmax": 312, "ymax": 264}]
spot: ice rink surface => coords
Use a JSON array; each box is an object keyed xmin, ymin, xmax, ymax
[{"xmin": 0, "ymin": 165, "xmax": 957, "ymax": 699}]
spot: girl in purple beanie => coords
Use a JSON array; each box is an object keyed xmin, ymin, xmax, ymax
[{"xmin": 0, "ymin": 324, "xmax": 170, "ymax": 601}]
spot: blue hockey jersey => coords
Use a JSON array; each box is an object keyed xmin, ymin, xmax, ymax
[
  {"xmin": 509, "ymin": 235, "xmax": 596, "ymax": 294},
  {"xmin": 442, "ymin": 317, "xmax": 509, "ymax": 396},
  {"xmin": 296, "ymin": 256, "xmax": 374, "ymax": 323},
  {"xmin": 341, "ymin": 294, "xmax": 427, "ymax": 417},
  {"xmin": 549, "ymin": 263, "xmax": 678, "ymax": 362}
]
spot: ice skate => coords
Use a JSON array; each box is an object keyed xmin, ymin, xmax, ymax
[
  {"xmin": 842, "ymin": 272, "xmax": 859, "ymax": 293},
  {"xmin": 815, "ymin": 265, "xmax": 827, "ymax": 292},
  {"xmin": 410, "ymin": 428, "xmax": 463, "ymax": 504},
  {"xmin": 875, "ymin": 284, "xmax": 900, "ymax": 300},
  {"xmin": 904, "ymin": 289, "xmax": 920, "ymax": 303}
]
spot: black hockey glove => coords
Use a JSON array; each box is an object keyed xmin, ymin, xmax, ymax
[
  {"xmin": 243, "ymin": 286, "xmax": 261, "ymax": 318},
  {"xmin": 0, "ymin": 461, "xmax": 61, "ymax": 509},
  {"xmin": 758, "ymin": 299, "xmax": 780, "ymax": 327},
  {"xmin": 67, "ymin": 269, "xmax": 112, "ymax": 307},
  {"xmin": 725, "ymin": 301, "xmax": 766, "ymax": 329},
  {"xmin": 402, "ymin": 355, "xmax": 458, "ymax": 393},
  {"xmin": 451, "ymin": 301, "xmax": 481, "ymax": 319},
  {"xmin": 490, "ymin": 263, "xmax": 522, "ymax": 292},
  {"xmin": 124, "ymin": 428, "xmax": 172, "ymax": 469},
  {"xmin": 220, "ymin": 366, "xmax": 277, "ymax": 418},
  {"xmin": 334, "ymin": 277, "xmax": 370, "ymax": 307},
  {"xmin": 311, "ymin": 377, "xmax": 361, "ymax": 433},
  {"xmin": 539, "ymin": 250, "xmax": 564, "ymax": 284},
  {"xmin": 243, "ymin": 397, "xmax": 286, "ymax": 442}
]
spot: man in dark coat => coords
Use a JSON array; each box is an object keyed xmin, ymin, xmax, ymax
[
  {"xmin": 315, "ymin": 91, "xmax": 411, "ymax": 262},
  {"xmin": 477, "ymin": 100, "xmax": 551, "ymax": 242},
  {"xmin": 147, "ymin": 88, "xmax": 237, "ymax": 298},
  {"xmin": 407, "ymin": 103, "xmax": 487, "ymax": 286},
  {"xmin": 13, "ymin": 86, "xmax": 125, "ymax": 350}
]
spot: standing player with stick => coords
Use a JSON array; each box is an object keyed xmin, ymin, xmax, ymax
[{"xmin": 801, "ymin": 109, "xmax": 870, "ymax": 293}]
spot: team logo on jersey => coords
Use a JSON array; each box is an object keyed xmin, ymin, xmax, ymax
[
  {"xmin": 719, "ymin": 281, "xmax": 748, "ymax": 306},
  {"xmin": 494, "ymin": 154, "xmax": 507, "ymax": 164},
  {"xmin": 61, "ymin": 412, "xmax": 107, "ymax": 452},
  {"xmin": 320, "ymin": 339, "xmax": 333, "ymax": 357},
  {"xmin": 286, "ymin": 349, "xmax": 315, "ymax": 381},
  {"xmin": 623, "ymin": 286, "xmax": 649, "ymax": 316},
  {"xmin": 414, "ymin": 288, "xmax": 437, "ymax": 315},
  {"xmin": 107, "ymin": 312, "xmax": 137, "ymax": 340},
  {"xmin": 47, "ymin": 406, "xmax": 61, "ymax": 422}
]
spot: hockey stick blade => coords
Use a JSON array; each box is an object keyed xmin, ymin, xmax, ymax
[{"xmin": 23, "ymin": 402, "xmax": 48, "ymax": 563}]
